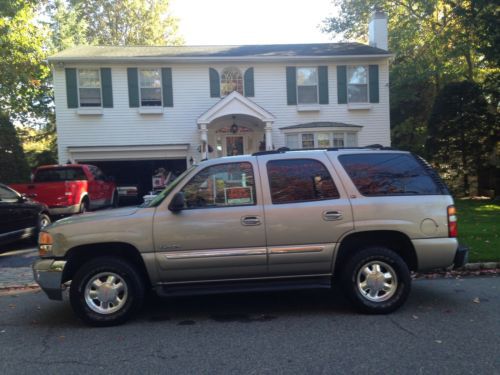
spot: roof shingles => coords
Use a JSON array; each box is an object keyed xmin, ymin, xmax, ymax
[{"xmin": 49, "ymin": 43, "xmax": 390, "ymax": 62}]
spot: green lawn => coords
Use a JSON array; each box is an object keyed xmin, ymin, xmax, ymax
[{"xmin": 455, "ymin": 199, "xmax": 500, "ymax": 262}]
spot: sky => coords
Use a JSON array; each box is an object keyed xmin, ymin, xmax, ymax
[{"xmin": 170, "ymin": 0, "xmax": 338, "ymax": 45}]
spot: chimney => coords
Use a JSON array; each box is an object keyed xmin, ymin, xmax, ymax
[{"xmin": 368, "ymin": 10, "xmax": 388, "ymax": 50}]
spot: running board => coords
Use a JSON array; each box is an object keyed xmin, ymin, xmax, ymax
[{"xmin": 155, "ymin": 277, "xmax": 332, "ymax": 297}]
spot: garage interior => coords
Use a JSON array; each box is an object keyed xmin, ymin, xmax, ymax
[{"xmin": 79, "ymin": 159, "xmax": 187, "ymax": 205}]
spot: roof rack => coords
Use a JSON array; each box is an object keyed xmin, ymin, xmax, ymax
[{"xmin": 252, "ymin": 145, "xmax": 394, "ymax": 156}]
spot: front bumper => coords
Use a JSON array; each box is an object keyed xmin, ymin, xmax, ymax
[
  {"xmin": 32, "ymin": 259, "xmax": 67, "ymax": 300},
  {"xmin": 453, "ymin": 244, "xmax": 469, "ymax": 268}
]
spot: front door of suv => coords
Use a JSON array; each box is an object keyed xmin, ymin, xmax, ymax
[
  {"xmin": 257, "ymin": 154, "xmax": 354, "ymax": 276},
  {"xmin": 153, "ymin": 160, "xmax": 267, "ymax": 282}
]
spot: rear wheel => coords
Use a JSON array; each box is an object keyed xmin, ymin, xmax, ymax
[
  {"xmin": 69, "ymin": 257, "xmax": 145, "ymax": 326},
  {"xmin": 341, "ymin": 247, "xmax": 411, "ymax": 314},
  {"xmin": 111, "ymin": 190, "xmax": 119, "ymax": 208},
  {"xmin": 79, "ymin": 198, "xmax": 89, "ymax": 214}
]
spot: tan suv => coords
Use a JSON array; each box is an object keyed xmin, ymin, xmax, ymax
[{"xmin": 34, "ymin": 148, "xmax": 468, "ymax": 326}]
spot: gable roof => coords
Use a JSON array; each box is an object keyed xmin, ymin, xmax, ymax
[
  {"xmin": 48, "ymin": 43, "xmax": 391, "ymax": 63},
  {"xmin": 198, "ymin": 91, "xmax": 275, "ymax": 124}
]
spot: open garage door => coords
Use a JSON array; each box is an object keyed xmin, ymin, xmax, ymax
[
  {"xmin": 80, "ymin": 159, "xmax": 187, "ymax": 205},
  {"xmin": 68, "ymin": 144, "xmax": 189, "ymax": 205}
]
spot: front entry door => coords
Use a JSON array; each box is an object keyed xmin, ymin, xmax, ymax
[
  {"xmin": 153, "ymin": 160, "xmax": 266, "ymax": 282},
  {"xmin": 226, "ymin": 136, "xmax": 244, "ymax": 156}
]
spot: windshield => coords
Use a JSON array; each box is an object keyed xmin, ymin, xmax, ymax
[{"xmin": 142, "ymin": 166, "xmax": 196, "ymax": 208}]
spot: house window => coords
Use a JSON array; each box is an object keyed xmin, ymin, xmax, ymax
[
  {"xmin": 301, "ymin": 133, "xmax": 314, "ymax": 148},
  {"xmin": 139, "ymin": 69, "xmax": 162, "ymax": 106},
  {"xmin": 297, "ymin": 67, "xmax": 318, "ymax": 104},
  {"xmin": 285, "ymin": 132, "xmax": 358, "ymax": 149},
  {"xmin": 78, "ymin": 69, "xmax": 101, "ymax": 107},
  {"xmin": 220, "ymin": 67, "xmax": 243, "ymax": 96},
  {"xmin": 347, "ymin": 66, "xmax": 368, "ymax": 103}
]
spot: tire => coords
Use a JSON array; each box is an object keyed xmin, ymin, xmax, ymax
[
  {"xmin": 33, "ymin": 213, "xmax": 51, "ymax": 244},
  {"xmin": 79, "ymin": 198, "xmax": 89, "ymax": 214},
  {"xmin": 38, "ymin": 213, "xmax": 51, "ymax": 230},
  {"xmin": 111, "ymin": 190, "xmax": 119, "ymax": 208},
  {"xmin": 69, "ymin": 257, "xmax": 145, "ymax": 326},
  {"xmin": 341, "ymin": 247, "xmax": 411, "ymax": 314}
]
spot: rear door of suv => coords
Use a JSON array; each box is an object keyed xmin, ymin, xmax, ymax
[{"xmin": 257, "ymin": 152, "xmax": 354, "ymax": 276}]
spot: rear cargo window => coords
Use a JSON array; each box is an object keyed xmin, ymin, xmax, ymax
[
  {"xmin": 267, "ymin": 159, "xmax": 340, "ymax": 204},
  {"xmin": 338, "ymin": 153, "xmax": 443, "ymax": 196},
  {"xmin": 34, "ymin": 167, "xmax": 87, "ymax": 182}
]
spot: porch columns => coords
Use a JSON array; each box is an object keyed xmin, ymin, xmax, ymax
[
  {"xmin": 265, "ymin": 122, "xmax": 273, "ymax": 151},
  {"xmin": 199, "ymin": 122, "xmax": 209, "ymax": 160}
]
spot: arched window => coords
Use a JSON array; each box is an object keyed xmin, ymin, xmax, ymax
[{"xmin": 220, "ymin": 67, "xmax": 243, "ymax": 96}]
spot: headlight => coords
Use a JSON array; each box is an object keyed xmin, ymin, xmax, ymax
[{"xmin": 38, "ymin": 231, "xmax": 53, "ymax": 257}]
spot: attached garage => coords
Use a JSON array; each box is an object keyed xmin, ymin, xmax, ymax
[{"xmin": 67, "ymin": 144, "xmax": 189, "ymax": 204}]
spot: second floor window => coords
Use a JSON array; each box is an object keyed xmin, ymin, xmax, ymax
[
  {"xmin": 297, "ymin": 67, "xmax": 318, "ymax": 104},
  {"xmin": 347, "ymin": 66, "xmax": 368, "ymax": 103},
  {"xmin": 78, "ymin": 69, "xmax": 101, "ymax": 107},
  {"xmin": 220, "ymin": 67, "xmax": 243, "ymax": 96},
  {"xmin": 139, "ymin": 69, "xmax": 162, "ymax": 106}
]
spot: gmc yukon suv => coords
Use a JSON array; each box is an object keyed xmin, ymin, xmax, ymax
[{"xmin": 33, "ymin": 148, "xmax": 468, "ymax": 326}]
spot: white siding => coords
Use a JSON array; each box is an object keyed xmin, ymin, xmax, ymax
[{"xmin": 54, "ymin": 59, "xmax": 391, "ymax": 163}]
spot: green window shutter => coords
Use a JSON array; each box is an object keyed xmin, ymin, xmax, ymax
[
  {"xmin": 65, "ymin": 68, "xmax": 78, "ymax": 108},
  {"xmin": 369, "ymin": 65, "xmax": 379, "ymax": 103},
  {"xmin": 127, "ymin": 68, "xmax": 139, "ymax": 107},
  {"xmin": 209, "ymin": 68, "xmax": 220, "ymax": 98},
  {"xmin": 161, "ymin": 68, "xmax": 173, "ymax": 107},
  {"xmin": 100, "ymin": 68, "xmax": 113, "ymax": 108},
  {"xmin": 286, "ymin": 66, "xmax": 297, "ymax": 105},
  {"xmin": 337, "ymin": 65, "xmax": 347, "ymax": 104},
  {"xmin": 244, "ymin": 67, "xmax": 254, "ymax": 97},
  {"xmin": 318, "ymin": 66, "xmax": 329, "ymax": 104}
]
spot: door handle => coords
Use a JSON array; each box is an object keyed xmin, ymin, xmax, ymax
[
  {"xmin": 241, "ymin": 216, "xmax": 261, "ymax": 226},
  {"xmin": 323, "ymin": 211, "xmax": 343, "ymax": 221}
]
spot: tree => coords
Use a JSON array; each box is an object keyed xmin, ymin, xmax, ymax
[
  {"xmin": 0, "ymin": 1, "xmax": 51, "ymax": 124},
  {"xmin": 47, "ymin": 0, "xmax": 88, "ymax": 51},
  {"xmin": 0, "ymin": 112, "xmax": 31, "ymax": 183},
  {"xmin": 322, "ymin": 0, "xmax": 498, "ymax": 155},
  {"xmin": 70, "ymin": 0, "xmax": 183, "ymax": 46},
  {"xmin": 426, "ymin": 81, "xmax": 497, "ymax": 195}
]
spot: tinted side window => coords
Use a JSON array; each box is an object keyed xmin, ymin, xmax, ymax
[
  {"xmin": 339, "ymin": 153, "xmax": 443, "ymax": 196},
  {"xmin": 34, "ymin": 167, "xmax": 87, "ymax": 182},
  {"xmin": 267, "ymin": 159, "xmax": 340, "ymax": 204},
  {"xmin": 181, "ymin": 162, "xmax": 256, "ymax": 209}
]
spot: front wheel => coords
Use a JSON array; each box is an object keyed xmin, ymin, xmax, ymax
[
  {"xmin": 341, "ymin": 247, "xmax": 411, "ymax": 314},
  {"xmin": 69, "ymin": 257, "xmax": 145, "ymax": 326}
]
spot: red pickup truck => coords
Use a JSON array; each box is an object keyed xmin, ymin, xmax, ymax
[{"xmin": 10, "ymin": 164, "xmax": 118, "ymax": 216}]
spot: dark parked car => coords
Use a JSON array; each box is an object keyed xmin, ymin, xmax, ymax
[{"xmin": 0, "ymin": 183, "xmax": 51, "ymax": 246}]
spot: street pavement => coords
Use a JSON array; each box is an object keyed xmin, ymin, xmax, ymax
[
  {"xmin": 0, "ymin": 261, "xmax": 499, "ymax": 374},
  {"xmin": 0, "ymin": 241, "xmax": 38, "ymax": 289}
]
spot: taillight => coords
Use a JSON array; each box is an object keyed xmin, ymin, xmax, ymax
[{"xmin": 447, "ymin": 205, "xmax": 457, "ymax": 237}]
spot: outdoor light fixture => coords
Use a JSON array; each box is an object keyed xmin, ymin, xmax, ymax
[{"xmin": 230, "ymin": 115, "xmax": 239, "ymax": 134}]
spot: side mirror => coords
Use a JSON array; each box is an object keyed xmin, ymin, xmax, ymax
[{"xmin": 168, "ymin": 192, "xmax": 185, "ymax": 212}]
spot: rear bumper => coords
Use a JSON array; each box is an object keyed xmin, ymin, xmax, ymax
[
  {"xmin": 48, "ymin": 204, "xmax": 80, "ymax": 215},
  {"xmin": 32, "ymin": 259, "xmax": 67, "ymax": 300},
  {"xmin": 453, "ymin": 244, "xmax": 469, "ymax": 268}
]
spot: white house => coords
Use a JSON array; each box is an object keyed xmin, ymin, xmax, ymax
[{"xmin": 48, "ymin": 12, "xmax": 391, "ymax": 192}]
